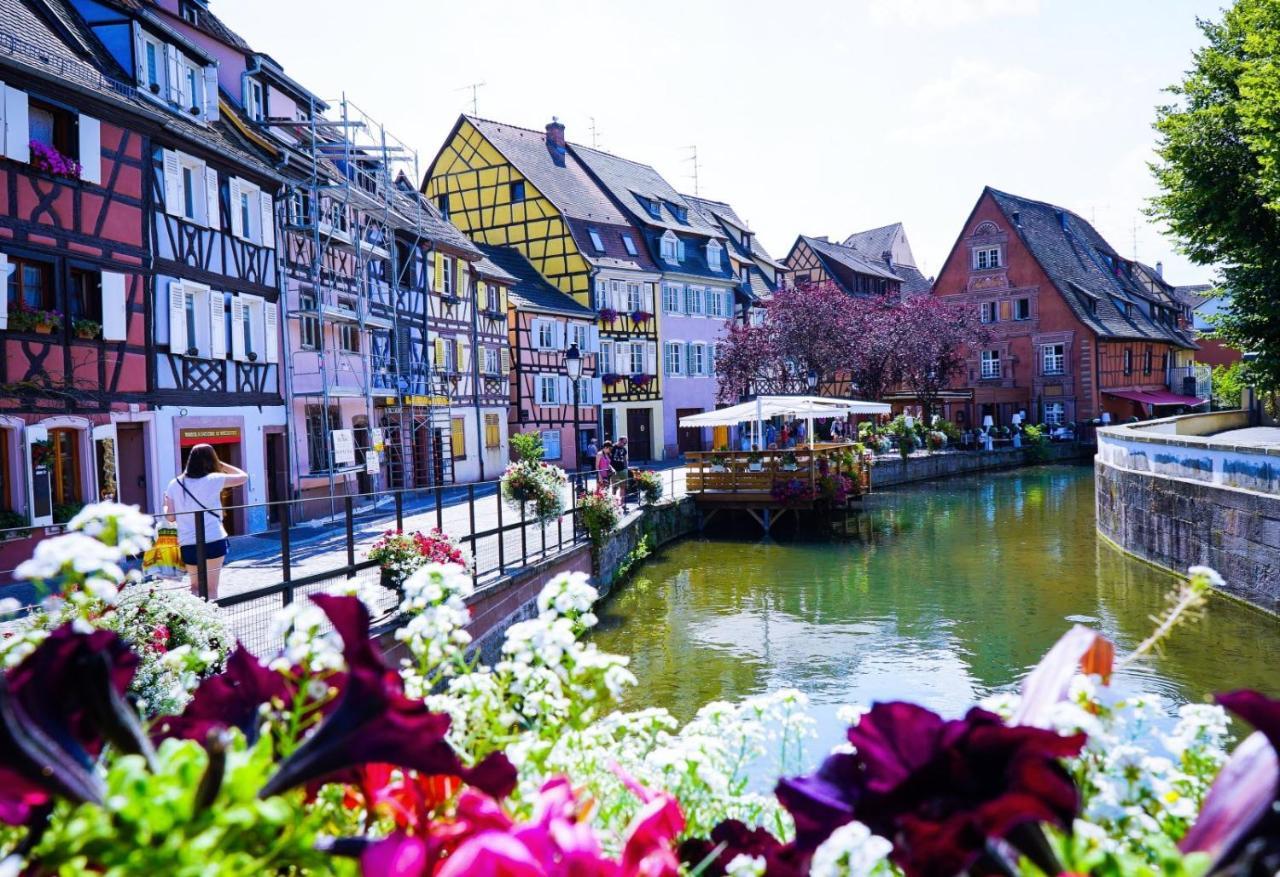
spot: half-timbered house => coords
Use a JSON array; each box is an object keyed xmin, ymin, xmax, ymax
[
  {"xmin": 0, "ymin": 0, "xmax": 153, "ymax": 568},
  {"xmin": 783, "ymin": 234, "xmax": 910, "ymax": 297},
  {"xmin": 478, "ymin": 244, "xmax": 599, "ymax": 472},
  {"xmin": 424, "ymin": 116, "xmax": 662, "ymax": 462}
]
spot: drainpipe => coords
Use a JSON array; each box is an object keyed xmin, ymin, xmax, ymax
[{"xmin": 469, "ymin": 263, "xmax": 485, "ymax": 482}]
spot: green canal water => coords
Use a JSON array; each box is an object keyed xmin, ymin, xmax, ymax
[{"xmin": 591, "ymin": 464, "xmax": 1280, "ymax": 745}]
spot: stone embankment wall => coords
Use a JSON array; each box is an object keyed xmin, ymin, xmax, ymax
[
  {"xmin": 1095, "ymin": 410, "xmax": 1280, "ymax": 614},
  {"xmin": 870, "ymin": 442, "xmax": 1087, "ymax": 488}
]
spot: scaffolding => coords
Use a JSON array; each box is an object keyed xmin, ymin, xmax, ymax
[{"xmin": 260, "ymin": 94, "xmax": 453, "ymax": 517}]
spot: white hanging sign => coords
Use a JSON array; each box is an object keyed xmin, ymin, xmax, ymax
[
  {"xmin": 332, "ymin": 429, "xmax": 356, "ymax": 465},
  {"xmin": 365, "ymin": 453, "xmax": 380, "ymax": 475}
]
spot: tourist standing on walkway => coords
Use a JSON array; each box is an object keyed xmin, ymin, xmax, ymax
[
  {"xmin": 596, "ymin": 440, "xmax": 613, "ymax": 491},
  {"xmin": 610, "ymin": 436, "xmax": 630, "ymax": 508},
  {"xmin": 163, "ymin": 443, "xmax": 247, "ymax": 601}
]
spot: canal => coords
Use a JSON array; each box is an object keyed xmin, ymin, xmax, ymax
[{"xmin": 592, "ymin": 463, "xmax": 1280, "ymax": 744}]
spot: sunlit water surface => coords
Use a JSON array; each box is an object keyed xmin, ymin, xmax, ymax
[{"xmin": 591, "ymin": 464, "xmax": 1280, "ymax": 753}]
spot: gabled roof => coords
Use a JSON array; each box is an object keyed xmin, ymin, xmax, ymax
[
  {"xmin": 477, "ymin": 244, "xmax": 593, "ymax": 317},
  {"xmin": 572, "ymin": 144, "xmax": 722, "ymax": 239},
  {"xmin": 842, "ymin": 222, "xmax": 916, "ymax": 267},
  {"xmin": 682, "ymin": 194, "xmax": 786, "ymax": 271},
  {"xmin": 1174, "ymin": 283, "xmax": 1215, "ymax": 311},
  {"xmin": 799, "ymin": 235, "xmax": 902, "ymax": 284},
  {"xmin": 392, "ymin": 174, "xmax": 483, "ymax": 258},
  {"xmin": 985, "ymin": 187, "xmax": 1194, "ymax": 347}
]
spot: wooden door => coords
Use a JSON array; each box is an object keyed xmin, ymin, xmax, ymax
[
  {"xmin": 676, "ymin": 408, "xmax": 704, "ymax": 455},
  {"xmin": 265, "ymin": 433, "xmax": 287, "ymax": 524},
  {"xmin": 626, "ymin": 408, "xmax": 652, "ymax": 462},
  {"xmin": 116, "ymin": 424, "xmax": 149, "ymax": 511}
]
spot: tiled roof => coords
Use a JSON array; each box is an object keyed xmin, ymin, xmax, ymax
[
  {"xmin": 842, "ymin": 222, "xmax": 910, "ymax": 265},
  {"xmin": 986, "ymin": 188, "xmax": 1195, "ymax": 347},
  {"xmin": 890, "ymin": 263, "xmax": 932, "ymax": 296},
  {"xmin": 164, "ymin": 0, "xmax": 252, "ymax": 52},
  {"xmin": 1, "ymin": 0, "xmax": 280, "ymax": 180},
  {"xmin": 572, "ymin": 144, "xmax": 721, "ymax": 239},
  {"xmin": 800, "ymin": 235, "xmax": 901, "ymax": 283},
  {"xmin": 1173, "ymin": 283, "xmax": 1214, "ymax": 310},
  {"xmin": 682, "ymin": 194, "xmax": 786, "ymax": 271},
  {"xmin": 471, "ymin": 253, "xmax": 517, "ymax": 284},
  {"xmin": 477, "ymin": 244, "xmax": 593, "ymax": 317},
  {"xmin": 840, "ymin": 222, "xmax": 931, "ymax": 294},
  {"xmin": 391, "ymin": 175, "xmax": 483, "ymax": 258}
]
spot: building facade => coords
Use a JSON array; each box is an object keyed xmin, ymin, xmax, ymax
[
  {"xmin": 480, "ymin": 245, "xmax": 600, "ymax": 470},
  {"xmin": 424, "ymin": 116, "xmax": 663, "ymax": 462},
  {"xmin": 0, "ymin": 0, "xmax": 153, "ymax": 569},
  {"xmin": 930, "ymin": 187, "xmax": 1200, "ymax": 428}
]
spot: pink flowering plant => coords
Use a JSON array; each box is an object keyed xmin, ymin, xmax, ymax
[
  {"xmin": 369, "ymin": 529, "xmax": 469, "ymax": 592},
  {"xmin": 502, "ymin": 431, "xmax": 568, "ymax": 523},
  {"xmin": 29, "ymin": 140, "xmax": 81, "ymax": 179},
  {"xmin": 771, "ymin": 477, "xmax": 814, "ymax": 506}
]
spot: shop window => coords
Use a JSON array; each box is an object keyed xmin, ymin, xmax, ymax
[
  {"xmin": 484, "ymin": 413, "xmax": 501, "ymax": 449},
  {"xmin": 450, "ymin": 417, "xmax": 466, "ymax": 460},
  {"xmin": 49, "ymin": 428, "xmax": 81, "ymax": 512},
  {"xmin": 7, "ymin": 257, "xmax": 54, "ymax": 313}
]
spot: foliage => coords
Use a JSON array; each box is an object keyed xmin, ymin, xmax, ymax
[
  {"xmin": 631, "ymin": 468, "xmax": 664, "ymax": 505},
  {"xmin": 73, "ymin": 318, "xmax": 103, "ymax": 338},
  {"xmin": 52, "ymin": 501, "xmax": 85, "ymax": 525},
  {"xmin": 1211, "ymin": 360, "xmax": 1247, "ymax": 408},
  {"xmin": 935, "ymin": 418, "xmax": 962, "ymax": 443},
  {"xmin": 509, "ymin": 430, "xmax": 546, "ymax": 464},
  {"xmin": 771, "ymin": 477, "xmax": 814, "ymax": 505},
  {"xmin": 8, "ymin": 306, "xmax": 63, "ymax": 333},
  {"xmin": 98, "ymin": 584, "xmax": 234, "ymax": 716},
  {"xmin": 29, "ymin": 139, "xmax": 81, "ymax": 178},
  {"xmin": 500, "ymin": 458, "xmax": 568, "ymax": 524},
  {"xmin": 1023, "ymin": 424, "xmax": 1051, "ymax": 463},
  {"xmin": 0, "ymin": 509, "xmax": 30, "ymax": 537},
  {"xmin": 925, "ymin": 430, "xmax": 947, "ymax": 451},
  {"xmin": 578, "ymin": 487, "xmax": 622, "ymax": 547},
  {"xmin": 886, "ymin": 415, "xmax": 918, "ymax": 459},
  {"xmin": 1150, "ymin": 0, "xmax": 1280, "ymax": 393},
  {"xmin": 815, "ymin": 473, "xmax": 854, "ymax": 505},
  {"xmin": 614, "ymin": 532, "xmax": 652, "ymax": 582},
  {"xmin": 367, "ymin": 528, "xmax": 467, "ymax": 589},
  {"xmin": 896, "ymin": 294, "xmax": 989, "ymax": 418}
]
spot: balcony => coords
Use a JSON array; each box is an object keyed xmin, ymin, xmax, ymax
[{"xmin": 1168, "ymin": 363, "xmax": 1212, "ymax": 400}]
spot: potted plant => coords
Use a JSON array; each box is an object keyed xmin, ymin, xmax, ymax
[
  {"xmin": 631, "ymin": 469, "xmax": 663, "ymax": 505},
  {"xmin": 599, "ymin": 307, "xmax": 619, "ymax": 325},
  {"xmin": 747, "ymin": 450, "xmax": 764, "ymax": 472},
  {"xmin": 781, "ymin": 450, "xmax": 799, "ymax": 471},
  {"xmin": 710, "ymin": 453, "xmax": 729, "ymax": 473},
  {"xmin": 926, "ymin": 430, "xmax": 947, "ymax": 451},
  {"xmin": 0, "ymin": 509, "xmax": 31, "ymax": 540},
  {"xmin": 73, "ymin": 318, "xmax": 102, "ymax": 340},
  {"xmin": 630, "ymin": 374, "xmax": 653, "ymax": 388}
]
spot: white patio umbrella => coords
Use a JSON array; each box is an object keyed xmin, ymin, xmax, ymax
[{"xmin": 679, "ymin": 397, "xmax": 890, "ymax": 448}]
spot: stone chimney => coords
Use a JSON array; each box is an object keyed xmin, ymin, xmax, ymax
[
  {"xmin": 545, "ymin": 117, "xmax": 566, "ymax": 167},
  {"xmin": 882, "ymin": 249, "xmax": 894, "ymax": 270},
  {"xmin": 1156, "ymin": 260, "xmax": 1164, "ymax": 278}
]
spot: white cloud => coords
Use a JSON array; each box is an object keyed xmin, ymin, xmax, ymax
[
  {"xmin": 868, "ymin": 0, "xmax": 1040, "ymax": 28},
  {"xmin": 889, "ymin": 58, "xmax": 1097, "ymax": 145}
]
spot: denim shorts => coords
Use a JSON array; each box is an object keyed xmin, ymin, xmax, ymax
[{"xmin": 180, "ymin": 538, "xmax": 228, "ymax": 566}]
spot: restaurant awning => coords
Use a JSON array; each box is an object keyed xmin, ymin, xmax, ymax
[
  {"xmin": 677, "ymin": 396, "xmax": 890, "ymax": 427},
  {"xmin": 1103, "ymin": 389, "xmax": 1208, "ymax": 407}
]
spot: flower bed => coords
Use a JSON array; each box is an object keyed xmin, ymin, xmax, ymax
[{"xmin": 0, "ymin": 508, "xmax": 1267, "ymax": 877}]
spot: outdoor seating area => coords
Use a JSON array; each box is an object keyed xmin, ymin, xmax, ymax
[{"xmin": 685, "ymin": 443, "xmax": 869, "ymax": 504}]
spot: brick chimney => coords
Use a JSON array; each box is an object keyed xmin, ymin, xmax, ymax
[
  {"xmin": 545, "ymin": 117, "xmax": 566, "ymax": 167},
  {"xmin": 1156, "ymin": 260, "xmax": 1164, "ymax": 277}
]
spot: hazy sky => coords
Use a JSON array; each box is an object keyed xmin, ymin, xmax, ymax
[{"xmin": 216, "ymin": 0, "xmax": 1224, "ymax": 285}]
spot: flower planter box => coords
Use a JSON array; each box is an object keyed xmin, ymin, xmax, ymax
[{"xmin": 34, "ymin": 324, "xmax": 54, "ymax": 335}]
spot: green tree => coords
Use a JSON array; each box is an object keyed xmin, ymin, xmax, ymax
[
  {"xmin": 1212, "ymin": 360, "xmax": 1247, "ymax": 407},
  {"xmin": 1150, "ymin": 0, "xmax": 1280, "ymax": 391}
]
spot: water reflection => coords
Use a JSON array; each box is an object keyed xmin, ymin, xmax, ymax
[{"xmin": 592, "ymin": 464, "xmax": 1280, "ymax": 745}]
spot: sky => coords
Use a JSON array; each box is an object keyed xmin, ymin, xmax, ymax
[{"xmin": 214, "ymin": 0, "xmax": 1226, "ymax": 285}]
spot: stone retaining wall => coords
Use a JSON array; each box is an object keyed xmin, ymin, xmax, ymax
[
  {"xmin": 870, "ymin": 442, "xmax": 1087, "ymax": 488},
  {"xmin": 1094, "ymin": 410, "xmax": 1280, "ymax": 614}
]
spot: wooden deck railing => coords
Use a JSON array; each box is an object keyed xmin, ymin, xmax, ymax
[{"xmin": 685, "ymin": 442, "xmax": 871, "ymax": 503}]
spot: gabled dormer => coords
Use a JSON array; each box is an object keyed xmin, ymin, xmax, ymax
[
  {"xmin": 705, "ymin": 239, "xmax": 723, "ymax": 273},
  {"xmin": 659, "ymin": 230, "xmax": 680, "ymax": 265}
]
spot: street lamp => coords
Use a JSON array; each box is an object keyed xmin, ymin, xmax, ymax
[
  {"xmin": 807, "ymin": 368, "xmax": 818, "ymax": 393},
  {"xmin": 565, "ymin": 342, "xmax": 582, "ymax": 471}
]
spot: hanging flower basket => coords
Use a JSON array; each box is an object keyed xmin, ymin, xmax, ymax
[
  {"xmin": 501, "ymin": 459, "xmax": 568, "ymax": 524},
  {"xmin": 599, "ymin": 308, "xmax": 619, "ymax": 325},
  {"xmin": 630, "ymin": 310, "xmax": 652, "ymax": 325},
  {"xmin": 630, "ymin": 374, "xmax": 653, "ymax": 387},
  {"xmin": 602, "ymin": 373, "xmax": 623, "ymax": 386}
]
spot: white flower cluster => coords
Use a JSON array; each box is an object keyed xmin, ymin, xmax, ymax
[
  {"xmin": 536, "ymin": 571, "xmax": 599, "ymax": 623},
  {"xmin": 981, "ymin": 674, "xmax": 1232, "ymax": 856},
  {"xmin": 268, "ymin": 599, "xmax": 346, "ymax": 675},
  {"xmin": 725, "ymin": 854, "xmax": 766, "ymax": 877},
  {"xmin": 809, "ymin": 821, "xmax": 893, "ymax": 877},
  {"xmin": 15, "ymin": 532, "xmax": 127, "ymax": 598},
  {"xmin": 396, "ymin": 563, "xmax": 475, "ymax": 685},
  {"xmin": 67, "ymin": 501, "xmax": 156, "ymax": 556}
]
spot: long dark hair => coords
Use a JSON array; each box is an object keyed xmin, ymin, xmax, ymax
[{"xmin": 184, "ymin": 444, "xmax": 222, "ymax": 479}]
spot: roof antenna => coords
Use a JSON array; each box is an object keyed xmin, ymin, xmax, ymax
[
  {"xmin": 683, "ymin": 145, "xmax": 700, "ymax": 196},
  {"xmin": 455, "ymin": 81, "xmax": 486, "ymax": 115},
  {"xmin": 589, "ymin": 116, "xmax": 601, "ymax": 149}
]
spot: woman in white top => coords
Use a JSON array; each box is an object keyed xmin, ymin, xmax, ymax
[{"xmin": 163, "ymin": 443, "xmax": 248, "ymax": 600}]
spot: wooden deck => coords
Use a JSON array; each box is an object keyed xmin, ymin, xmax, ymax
[{"xmin": 686, "ymin": 443, "xmax": 870, "ymax": 532}]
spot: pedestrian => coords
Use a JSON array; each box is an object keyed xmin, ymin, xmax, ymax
[
  {"xmin": 610, "ymin": 436, "xmax": 630, "ymax": 508},
  {"xmin": 596, "ymin": 440, "xmax": 613, "ymax": 491},
  {"xmin": 163, "ymin": 443, "xmax": 247, "ymax": 601},
  {"xmin": 780, "ymin": 424, "xmax": 790, "ymax": 448},
  {"xmin": 584, "ymin": 438, "xmax": 598, "ymax": 472},
  {"xmin": 766, "ymin": 423, "xmax": 778, "ymax": 447}
]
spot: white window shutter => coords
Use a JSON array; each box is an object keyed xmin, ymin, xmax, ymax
[
  {"xmin": 132, "ymin": 26, "xmax": 146, "ymax": 85},
  {"xmin": 259, "ymin": 191, "xmax": 274, "ymax": 248},
  {"xmin": 101, "ymin": 272, "xmax": 127, "ymax": 340},
  {"xmin": 24, "ymin": 425, "xmax": 52, "ymax": 527},
  {"xmin": 228, "ymin": 177, "xmax": 243, "ymax": 238},
  {"xmin": 163, "ymin": 150, "xmax": 182, "ymax": 216},
  {"xmin": 500, "ymin": 346, "xmax": 511, "ymax": 375},
  {"xmin": 645, "ymin": 341, "xmax": 657, "ymax": 375},
  {"xmin": 168, "ymin": 280, "xmax": 187, "ymax": 353},
  {"xmin": 264, "ymin": 298, "xmax": 278, "ymax": 363},
  {"xmin": 165, "ymin": 45, "xmax": 181, "ymax": 104},
  {"xmin": 230, "ymin": 295, "xmax": 246, "ymax": 361},
  {"xmin": 204, "ymin": 165, "xmax": 219, "ymax": 229},
  {"xmin": 77, "ymin": 115, "xmax": 101, "ymax": 184},
  {"xmin": 203, "ymin": 66, "xmax": 219, "ymax": 122},
  {"xmin": 5, "ymin": 86, "xmax": 29, "ymax": 164},
  {"xmin": 586, "ymin": 324, "xmax": 599, "ymax": 353},
  {"xmin": 0, "ymin": 253, "xmax": 9, "ymax": 329},
  {"xmin": 208, "ymin": 289, "xmax": 226, "ymax": 359},
  {"xmin": 686, "ymin": 341, "xmax": 696, "ymax": 375},
  {"xmin": 553, "ymin": 320, "xmax": 565, "ymax": 350}
]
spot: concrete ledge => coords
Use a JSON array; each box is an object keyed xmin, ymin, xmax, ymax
[{"xmin": 870, "ymin": 442, "xmax": 1087, "ymax": 488}]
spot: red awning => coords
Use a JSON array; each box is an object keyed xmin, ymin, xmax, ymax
[{"xmin": 1103, "ymin": 389, "xmax": 1207, "ymax": 407}]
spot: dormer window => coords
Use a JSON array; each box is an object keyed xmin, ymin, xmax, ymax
[
  {"xmin": 140, "ymin": 32, "xmax": 164, "ymax": 94},
  {"xmin": 706, "ymin": 240, "xmax": 723, "ymax": 271},
  {"xmin": 244, "ymin": 78, "xmax": 265, "ymax": 121},
  {"xmin": 660, "ymin": 231, "xmax": 679, "ymax": 264},
  {"xmin": 180, "ymin": 0, "xmax": 200, "ymax": 24},
  {"xmin": 134, "ymin": 27, "xmax": 213, "ymax": 122},
  {"xmin": 588, "ymin": 228, "xmax": 604, "ymax": 253},
  {"xmin": 973, "ymin": 246, "xmax": 1001, "ymax": 270},
  {"xmin": 640, "ymin": 196, "xmax": 661, "ymax": 219},
  {"xmin": 621, "ymin": 233, "xmax": 638, "ymax": 256},
  {"xmin": 669, "ymin": 203, "xmax": 688, "ymax": 223}
]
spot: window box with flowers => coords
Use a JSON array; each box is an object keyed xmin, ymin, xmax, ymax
[
  {"xmin": 29, "ymin": 140, "xmax": 81, "ymax": 181},
  {"xmin": 629, "ymin": 374, "xmax": 653, "ymax": 388},
  {"xmin": 73, "ymin": 319, "xmax": 102, "ymax": 340},
  {"xmin": 629, "ymin": 310, "xmax": 652, "ymax": 325},
  {"xmin": 601, "ymin": 373, "xmax": 623, "ymax": 387},
  {"xmin": 598, "ymin": 307, "xmax": 619, "ymax": 325},
  {"xmin": 9, "ymin": 307, "xmax": 62, "ymax": 334}
]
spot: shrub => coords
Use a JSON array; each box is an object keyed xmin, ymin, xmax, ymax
[
  {"xmin": 1211, "ymin": 361, "xmax": 1245, "ymax": 408},
  {"xmin": 630, "ymin": 469, "xmax": 663, "ymax": 505},
  {"xmin": 1023, "ymin": 423, "xmax": 1051, "ymax": 463},
  {"xmin": 578, "ymin": 488, "xmax": 621, "ymax": 546},
  {"xmin": 510, "ymin": 431, "xmax": 546, "ymax": 463},
  {"xmin": 926, "ymin": 430, "xmax": 948, "ymax": 451}
]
